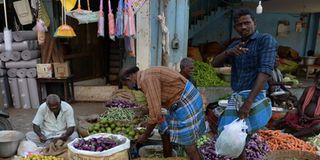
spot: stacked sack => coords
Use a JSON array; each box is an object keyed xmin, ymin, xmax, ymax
[{"xmin": 0, "ymin": 31, "xmax": 40, "ymax": 109}]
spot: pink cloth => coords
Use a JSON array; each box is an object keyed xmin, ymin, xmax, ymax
[{"xmin": 302, "ymin": 86, "xmax": 320, "ymax": 116}]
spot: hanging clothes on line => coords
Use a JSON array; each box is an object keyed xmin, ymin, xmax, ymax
[
  {"xmin": 115, "ymin": 0, "xmax": 124, "ymax": 38},
  {"xmin": 108, "ymin": 0, "xmax": 115, "ymax": 40},
  {"xmin": 97, "ymin": 0, "xmax": 105, "ymax": 37}
]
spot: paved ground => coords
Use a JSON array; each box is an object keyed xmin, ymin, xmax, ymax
[{"xmin": 7, "ymin": 102, "xmax": 106, "ymax": 134}]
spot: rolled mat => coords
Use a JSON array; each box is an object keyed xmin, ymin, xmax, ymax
[
  {"xmin": 0, "ymin": 52, "xmax": 11, "ymax": 62},
  {"xmin": 0, "ymin": 40, "xmax": 39, "ymax": 52},
  {"xmin": 27, "ymin": 78, "xmax": 39, "ymax": 109},
  {"xmin": 10, "ymin": 51, "xmax": 21, "ymax": 61},
  {"xmin": 26, "ymin": 68, "xmax": 37, "ymax": 78},
  {"xmin": 21, "ymin": 50, "xmax": 40, "ymax": 60},
  {"xmin": 0, "ymin": 32, "xmax": 3, "ymax": 43},
  {"xmin": 17, "ymin": 78, "xmax": 31, "ymax": 109},
  {"xmin": 0, "ymin": 69, "xmax": 7, "ymax": 77},
  {"xmin": 16, "ymin": 68, "xmax": 27, "ymax": 78},
  {"xmin": 12, "ymin": 31, "xmax": 37, "ymax": 42},
  {"xmin": 5, "ymin": 59, "xmax": 38, "ymax": 68},
  {"xmin": 0, "ymin": 60, "xmax": 4, "ymax": 68},
  {"xmin": 0, "ymin": 77, "xmax": 12, "ymax": 108},
  {"xmin": 8, "ymin": 78, "xmax": 21, "ymax": 108},
  {"xmin": 7, "ymin": 68, "xmax": 17, "ymax": 78}
]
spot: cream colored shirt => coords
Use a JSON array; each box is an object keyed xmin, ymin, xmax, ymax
[{"xmin": 32, "ymin": 101, "xmax": 75, "ymax": 138}]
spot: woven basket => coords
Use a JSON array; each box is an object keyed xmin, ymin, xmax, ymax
[{"xmin": 264, "ymin": 150, "xmax": 320, "ymax": 160}]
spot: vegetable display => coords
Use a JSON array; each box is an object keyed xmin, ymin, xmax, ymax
[
  {"xmin": 196, "ymin": 134, "xmax": 211, "ymax": 148},
  {"xmin": 199, "ymin": 134, "xmax": 269, "ymax": 160},
  {"xmin": 258, "ymin": 130, "xmax": 317, "ymax": 153},
  {"xmin": 193, "ymin": 61, "xmax": 229, "ymax": 87},
  {"xmin": 100, "ymin": 108, "xmax": 135, "ymax": 121},
  {"xmin": 88, "ymin": 118, "xmax": 146, "ymax": 140},
  {"xmin": 20, "ymin": 155, "xmax": 63, "ymax": 160},
  {"xmin": 73, "ymin": 137, "xmax": 117, "ymax": 152},
  {"xmin": 307, "ymin": 134, "xmax": 320, "ymax": 151},
  {"xmin": 105, "ymin": 99, "xmax": 140, "ymax": 108}
]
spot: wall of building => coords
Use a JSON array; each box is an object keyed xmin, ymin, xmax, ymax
[
  {"xmin": 192, "ymin": 9, "xmax": 318, "ymax": 56},
  {"xmin": 136, "ymin": 0, "xmax": 189, "ymax": 70}
]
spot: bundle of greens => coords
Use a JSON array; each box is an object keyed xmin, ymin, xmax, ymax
[{"xmin": 194, "ymin": 61, "xmax": 229, "ymax": 87}]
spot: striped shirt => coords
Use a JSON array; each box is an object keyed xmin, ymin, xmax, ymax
[
  {"xmin": 137, "ymin": 66, "xmax": 187, "ymax": 124},
  {"xmin": 228, "ymin": 31, "xmax": 278, "ymax": 92}
]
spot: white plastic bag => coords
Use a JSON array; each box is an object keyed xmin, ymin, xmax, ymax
[
  {"xmin": 67, "ymin": 133, "xmax": 130, "ymax": 157},
  {"xmin": 17, "ymin": 140, "xmax": 41, "ymax": 156},
  {"xmin": 215, "ymin": 118, "xmax": 248, "ymax": 158}
]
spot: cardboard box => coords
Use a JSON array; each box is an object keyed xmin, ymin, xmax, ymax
[
  {"xmin": 53, "ymin": 62, "xmax": 70, "ymax": 78},
  {"xmin": 36, "ymin": 64, "xmax": 53, "ymax": 78}
]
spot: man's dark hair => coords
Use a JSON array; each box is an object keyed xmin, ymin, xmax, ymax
[
  {"xmin": 119, "ymin": 66, "xmax": 140, "ymax": 82},
  {"xmin": 180, "ymin": 57, "xmax": 194, "ymax": 70},
  {"xmin": 233, "ymin": 8, "xmax": 256, "ymax": 23}
]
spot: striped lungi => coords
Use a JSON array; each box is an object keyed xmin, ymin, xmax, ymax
[
  {"xmin": 159, "ymin": 81, "xmax": 206, "ymax": 146},
  {"xmin": 218, "ymin": 90, "xmax": 272, "ymax": 134}
]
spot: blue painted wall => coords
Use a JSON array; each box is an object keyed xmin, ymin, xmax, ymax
[
  {"xmin": 192, "ymin": 9, "xmax": 317, "ymax": 56},
  {"xmin": 148, "ymin": 0, "xmax": 189, "ymax": 67}
]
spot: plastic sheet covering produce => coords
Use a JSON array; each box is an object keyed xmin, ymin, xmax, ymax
[
  {"xmin": 27, "ymin": 78, "xmax": 39, "ymax": 109},
  {"xmin": 18, "ymin": 78, "xmax": 31, "ymax": 109},
  {"xmin": 17, "ymin": 68, "xmax": 27, "ymax": 78},
  {"xmin": 21, "ymin": 50, "xmax": 40, "ymax": 60},
  {"xmin": 7, "ymin": 68, "xmax": 17, "ymax": 78},
  {"xmin": 26, "ymin": 68, "xmax": 37, "ymax": 78},
  {"xmin": 6, "ymin": 59, "xmax": 38, "ymax": 68},
  {"xmin": 0, "ymin": 69, "xmax": 7, "ymax": 77},
  {"xmin": 0, "ymin": 77, "xmax": 12, "ymax": 108},
  {"xmin": 8, "ymin": 78, "xmax": 21, "ymax": 108},
  {"xmin": 0, "ymin": 40, "xmax": 38, "ymax": 52},
  {"xmin": 12, "ymin": 31, "xmax": 37, "ymax": 42}
]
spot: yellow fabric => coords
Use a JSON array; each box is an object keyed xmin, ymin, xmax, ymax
[{"xmin": 60, "ymin": 0, "xmax": 77, "ymax": 12}]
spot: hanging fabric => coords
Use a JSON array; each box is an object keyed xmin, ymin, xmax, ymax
[
  {"xmin": 124, "ymin": 36, "xmax": 135, "ymax": 57},
  {"xmin": 123, "ymin": 0, "xmax": 135, "ymax": 37},
  {"xmin": 158, "ymin": 12, "xmax": 169, "ymax": 66},
  {"xmin": 3, "ymin": 0, "xmax": 12, "ymax": 51},
  {"xmin": 115, "ymin": 0, "xmax": 124, "ymax": 37},
  {"xmin": 67, "ymin": 0, "xmax": 99, "ymax": 24},
  {"xmin": 127, "ymin": 0, "xmax": 135, "ymax": 36},
  {"xmin": 35, "ymin": 0, "xmax": 50, "ymax": 45},
  {"xmin": 107, "ymin": 0, "xmax": 115, "ymax": 40},
  {"xmin": 54, "ymin": 0, "xmax": 76, "ymax": 38},
  {"xmin": 97, "ymin": 0, "xmax": 105, "ymax": 37},
  {"xmin": 38, "ymin": 0, "xmax": 50, "ymax": 28},
  {"xmin": 13, "ymin": 0, "xmax": 33, "ymax": 25},
  {"xmin": 123, "ymin": 0, "xmax": 129, "ymax": 36}
]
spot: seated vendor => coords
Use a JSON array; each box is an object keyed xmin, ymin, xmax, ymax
[
  {"xmin": 26, "ymin": 94, "xmax": 78, "ymax": 146},
  {"xmin": 267, "ymin": 56, "xmax": 297, "ymax": 108},
  {"xmin": 275, "ymin": 72, "xmax": 320, "ymax": 138}
]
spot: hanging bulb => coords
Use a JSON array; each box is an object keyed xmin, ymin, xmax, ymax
[{"xmin": 256, "ymin": 1, "xmax": 263, "ymax": 14}]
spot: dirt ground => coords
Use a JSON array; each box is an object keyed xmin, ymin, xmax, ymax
[{"xmin": 7, "ymin": 102, "xmax": 106, "ymax": 134}]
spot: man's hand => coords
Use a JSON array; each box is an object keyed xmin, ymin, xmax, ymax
[
  {"xmin": 39, "ymin": 135, "xmax": 47, "ymax": 143},
  {"xmin": 238, "ymin": 101, "xmax": 252, "ymax": 119},
  {"xmin": 225, "ymin": 42, "xmax": 249, "ymax": 57},
  {"xmin": 136, "ymin": 133, "xmax": 148, "ymax": 144},
  {"xmin": 59, "ymin": 134, "xmax": 68, "ymax": 141}
]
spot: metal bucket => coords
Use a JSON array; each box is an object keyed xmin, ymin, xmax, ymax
[{"xmin": 0, "ymin": 130, "xmax": 25, "ymax": 158}]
